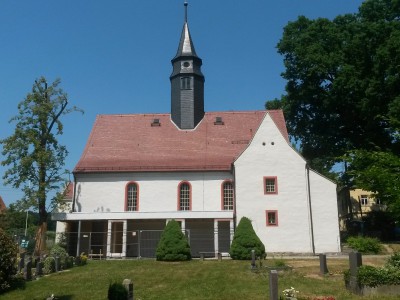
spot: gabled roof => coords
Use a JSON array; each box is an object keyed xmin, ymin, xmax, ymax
[
  {"xmin": 74, "ymin": 110, "xmax": 289, "ymax": 173},
  {"xmin": 62, "ymin": 182, "xmax": 74, "ymax": 201}
]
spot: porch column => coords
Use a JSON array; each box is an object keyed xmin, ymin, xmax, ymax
[
  {"xmin": 106, "ymin": 220, "xmax": 112, "ymax": 258},
  {"xmin": 76, "ymin": 220, "xmax": 81, "ymax": 257},
  {"xmin": 214, "ymin": 219, "xmax": 219, "ymax": 255},
  {"xmin": 229, "ymin": 219, "xmax": 234, "ymax": 245},
  {"xmin": 122, "ymin": 220, "xmax": 127, "ymax": 258}
]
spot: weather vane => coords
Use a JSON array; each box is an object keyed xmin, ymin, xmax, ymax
[{"xmin": 184, "ymin": 1, "xmax": 188, "ymax": 22}]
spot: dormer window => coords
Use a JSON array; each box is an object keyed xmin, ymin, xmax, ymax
[
  {"xmin": 151, "ymin": 118, "xmax": 161, "ymax": 127},
  {"xmin": 214, "ymin": 116, "xmax": 224, "ymax": 125},
  {"xmin": 180, "ymin": 77, "xmax": 192, "ymax": 90}
]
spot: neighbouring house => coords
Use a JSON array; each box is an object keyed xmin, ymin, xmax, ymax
[{"xmin": 53, "ymin": 3, "xmax": 340, "ymax": 258}]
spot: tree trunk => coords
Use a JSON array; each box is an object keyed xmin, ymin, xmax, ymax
[{"xmin": 34, "ymin": 222, "xmax": 47, "ymax": 256}]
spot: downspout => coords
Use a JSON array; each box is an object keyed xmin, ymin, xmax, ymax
[
  {"xmin": 72, "ymin": 173, "xmax": 77, "ymax": 212},
  {"xmin": 232, "ymin": 163, "xmax": 237, "ymax": 230},
  {"xmin": 306, "ymin": 164, "xmax": 316, "ymax": 255}
]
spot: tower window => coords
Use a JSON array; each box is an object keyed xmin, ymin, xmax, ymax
[{"xmin": 181, "ymin": 77, "xmax": 192, "ymax": 90}]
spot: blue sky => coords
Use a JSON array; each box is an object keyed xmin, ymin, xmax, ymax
[{"xmin": 0, "ymin": 0, "xmax": 364, "ymax": 206}]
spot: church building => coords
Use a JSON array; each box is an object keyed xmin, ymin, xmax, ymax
[{"xmin": 53, "ymin": 3, "xmax": 340, "ymax": 258}]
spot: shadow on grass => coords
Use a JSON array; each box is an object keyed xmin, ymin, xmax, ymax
[{"xmin": 55, "ymin": 295, "xmax": 73, "ymax": 300}]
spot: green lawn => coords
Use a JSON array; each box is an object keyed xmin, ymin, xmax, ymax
[{"xmin": 2, "ymin": 257, "xmax": 398, "ymax": 300}]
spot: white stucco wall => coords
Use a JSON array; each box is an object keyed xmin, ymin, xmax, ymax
[
  {"xmin": 74, "ymin": 171, "xmax": 233, "ymax": 214},
  {"xmin": 234, "ymin": 113, "xmax": 340, "ymax": 253},
  {"xmin": 309, "ymin": 169, "xmax": 341, "ymax": 253}
]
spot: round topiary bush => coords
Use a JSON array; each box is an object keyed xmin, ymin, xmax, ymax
[
  {"xmin": 0, "ymin": 228, "xmax": 18, "ymax": 293},
  {"xmin": 229, "ymin": 217, "xmax": 265, "ymax": 260},
  {"xmin": 108, "ymin": 282, "xmax": 128, "ymax": 300},
  {"xmin": 156, "ymin": 219, "xmax": 191, "ymax": 261}
]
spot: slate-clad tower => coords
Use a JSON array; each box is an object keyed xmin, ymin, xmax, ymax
[{"xmin": 170, "ymin": 2, "xmax": 205, "ymax": 130}]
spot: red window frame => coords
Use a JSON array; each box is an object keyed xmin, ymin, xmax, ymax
[
  {"xmin": 266, "ymin": 210, "xmax": 278, "ymax": 226},
  {"xmin": 221, "ymin": 180, "xmax": 234, "ymax": 211},
  {"xmin": 177, "ymin": 181, "xmax": 192, "ymax": 211},
  {"xmin": 264, "ymin": 176, "xmax": 278, "ymax": 194},
  {"xmin": 125, "ymin": 181, "xmax": 139, "ymax": 211}
]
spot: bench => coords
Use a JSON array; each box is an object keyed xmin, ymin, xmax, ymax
[
  {"xmin": 89, "ymin": 249, "xmax": 104, "ymax": 260},
  {"xmin": 199, "ymin": 252, "xmax": 222, "ymax": 261}
]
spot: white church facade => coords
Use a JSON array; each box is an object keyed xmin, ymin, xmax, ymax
[{"xmin": 53, "ymin": 3, "xmax": 340, "ymax": 258}]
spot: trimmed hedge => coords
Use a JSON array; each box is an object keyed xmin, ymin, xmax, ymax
[
  {"xmin": 156, "ymin": 219, "xmax": 191, "ymax": 261},
  {"xmin": 229, "ymin": 217, "xmax": 265, "ymax": 260}
]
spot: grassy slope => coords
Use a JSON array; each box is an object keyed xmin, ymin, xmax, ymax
[{"xmin": 2, "ymin": 257, "xmax": 398, "ymax": 300}]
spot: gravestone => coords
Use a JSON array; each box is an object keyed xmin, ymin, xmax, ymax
[
  {"xmin": 319, "ymin": 254, "xmax": 329, "ymax": 275},
  {"xmin": 36, "ymin": 257, "xmax": 43, "ymax": 276},
  {"xmin": 24, "ymin": 258, "xmax": 32, "ymax": 280},
  {"xmin": 18, "ymin": 254, "xmax": 25, "ymax": 273},
  {"xmin": 123, "ymin": 279, "xmax": 134, "ymax": 300},
  {"xmin": 348, "ymin": 252, "xmax": 363, "ymax": 294},
  {"xmin": 55, "ymin": 255, "xmax": 60, "ymax": 272},
  {"xmin": 251, "ymin": 249, "xmax": 256, "ymax": 269},
  {"xmin": 269, "ymin": 270, "xmax": 278, "ymax": 300}
]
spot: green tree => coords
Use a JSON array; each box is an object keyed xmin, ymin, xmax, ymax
[
  {"xmin": 156, "ymin": 219, "xmax": 191, "ymax": 261},
  {"xmin": 272, "ymin": 0, "xmax": 400, "ymax": 212},
  {"xmin": 273, "ymin": 0, "xmax": 400, "ymax": 173},
  {"xmin": 229, "ymin": 217, "xmax": 265, "ymax": 260},
  {"xmin": 0, "ymin": 77, "xmax": 82, "ymax": 255}
]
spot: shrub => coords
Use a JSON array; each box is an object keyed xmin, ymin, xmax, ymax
[
  {"xmin": 50, "ymin": 244, "xmax": 68, "ymax": 269},
  {"xmin": 76, "ymin": 252, "xmax": 88, "ymax": 266},
  {"xmin": 229, "ymin": 217, "xmax": 265, "ymax": 260},
  {"xmin": 43, "ymin": 257, "xmax": 55, "ymax": 274},
  {"xmin": 156, "ymin": 219, "xmax": 191, "ymax": 261},
  {"xmin": 357, "ymin": 265, "xmax": 400, "ymax": 287},
  {"xmin": 108, "ymin": 282, "xmax": 128, "ymax": 300},
  {"xmin": 346, "ymin": 236, "xmax": 382, "ymax": 254},
  {"xmin": 386, "ymin": 252, "xmax": 400, "ymax": 268},
  {"xmin": 0, "ymin": 228, "xmax": 18, "ymax": 293}
]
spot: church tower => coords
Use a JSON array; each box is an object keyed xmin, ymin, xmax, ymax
[{"xmin": 170, "ymin": 2, "xmax": 205, "ymax": 130}]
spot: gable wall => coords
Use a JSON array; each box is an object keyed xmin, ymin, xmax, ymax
[
  {"xmin": 74, "ymin": 171, "xmax": 232, "ymax": 213},
  {"xmin": 234, "ymin": 113, "xmax": 339, "ymax": 253}
]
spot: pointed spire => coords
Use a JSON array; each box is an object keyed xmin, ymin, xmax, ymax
[{"xmin": 173, "ymin": 1, "xmax": 198, "ymax": 59}]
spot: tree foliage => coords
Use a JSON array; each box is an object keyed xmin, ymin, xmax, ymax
[
  {"xmin": 0, "ymin": 228, "xmax": 18, "ymax": 293},
  {"xmin": 0, "ymin": 77, "xmax": 82, "ymax": 254},
  {"xmin": 272, "ymin": 0, "xmax": 400, "ymax": 173},
  {"xmin": 271, "ymin": 0, "xmax": 400, "ymax": 213},
  {"xmin": 156, "ymin": 219, "xmax": 191, "ymax": 261},
  {"xmin": 229, "ymin": 217, "xmax": 265, "ymax": 260}
]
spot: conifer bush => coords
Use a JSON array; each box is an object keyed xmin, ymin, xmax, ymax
[
  {"xmin": 156, "ymin": 219, "xmax": 191, "ymax": 261},
  {"xmin": 229, "ymin": 217, "xmax": 265, "ymax": 260},
  {"xmin": 108, "ymin": 282, "xmax": 128, "ymax": 300},
  {"xmin": 0, "ymin": 228, "xmax": 18, "ymax": 293}
]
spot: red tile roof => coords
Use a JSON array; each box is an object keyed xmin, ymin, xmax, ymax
[
  {"xmin": 63, "ymin": 182, "xmax": 74, "ymax": 200},
  {"xmin": 74, "ymin": 110, "xmax": 288, "ymax": 173}
]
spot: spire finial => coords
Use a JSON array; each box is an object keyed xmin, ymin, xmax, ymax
[{"xmin": 184, "ymin": 1, "xmax": 188, "ymax": 22}]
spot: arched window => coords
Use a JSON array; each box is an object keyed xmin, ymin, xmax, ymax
[
  {"xmin": 178, "ymin": 181, "xmax": 191, "ymax": 211},
  {"xmin": 222, "ymin": 181, "xmax": 234, "ymax": 210},
  {"xmin": 126, "ymin": 182, "xmax": 139, "ymax": 211}
]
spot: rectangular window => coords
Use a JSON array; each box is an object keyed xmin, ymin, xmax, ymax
[
  {"xmin": 264, "ymin": 176, "xmax": 278, "ymax": 194},
  {"xmin": 222, "ymin": 181, "xmax": 234, "ymax": 210},
  {"xmin": 180, "ymin": 77, "xmax": 192, "ymax": 90},
  {"xmin": 360, "ymin": 195, "xmax": 368, "ymax": 206},
  {"xmin": 266, "ymin": 210, "xmax": 278, "ymax": 226}
]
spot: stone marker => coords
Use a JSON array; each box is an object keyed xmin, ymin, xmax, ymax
[
  {"xmin": 24, "ymin": 258, "xmax": 32, "ymax": 281},
  {"xmin": 269, "ymin": 270, "xmax": 278, "ymax": 300},
  {"xmin": 319, "ymin": 254, "xmax": 329, "ymax": 275},
  {"xmin": 123, "ymin": 279, "xmax": 134, "ymax": 300},
  {"xmin": 251, "ymin": 249, "xmax": 256, "ymax": 269},
  {"xmin": 18, "ymin": 254, "xmax": 25, "ymax": 273},
  {"xmin": 217, "ymin": 252, "xmax": 222, "ymax": 262},
  {"xmin": 35, "ymin": 257, "xmax": 43, "ymax": 277},
  {"xmin": 55, "ymin": 255, "xmax": 60, "ymax": 272},
  {"xmin": 348, "ymin": 252, "xmax": 363, "ymax": 294}
]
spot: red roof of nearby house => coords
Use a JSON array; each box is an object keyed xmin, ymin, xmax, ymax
[
  {"xmin": 0, "ymin": 196, "xmax": 6, "ymax": 212},
  {"xmin": 74, "ymin": 110, "xmax": 289, "ymax": 173},
  {"xmin": 63, "ymin": 182, "xmax": 74, "ymax": 200}
]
